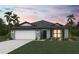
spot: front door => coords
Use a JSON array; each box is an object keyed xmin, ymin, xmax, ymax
[{"xmin": 41, "ymin": 30, "xmax": 47, "ymax": 39}]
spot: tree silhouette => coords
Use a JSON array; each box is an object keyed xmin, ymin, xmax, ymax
[
  {"xmin": 0, "ymin": 18, "xmax": 3, "ymax": 24},
  {"xmin": 67, "ymin": 14, "xmax": 76, "ymax": 27},
  {"xmin": 66, "ymin": 14, "xmax": 76, "ymax": 40},
  {"xmin": 11, "ymin": 14, "xmax": 20, "ymax": 25},
  {"xmin": 0, "ymin": 18, "xmax": 9, "ymax": 36},
  {"xmin": 4, "ymin": 11, "xmax": 13, "ymax": 26},
  {"xmin": 4, "ymin": 11, "xmax": 20, "ymax": 39},
  {"xmin": 77, "ymin": 22, "xmax": 79, "ymax": 27},
  {"xmin": 4, "ymin": 11, "xmax": 20, "ymax": 26}
]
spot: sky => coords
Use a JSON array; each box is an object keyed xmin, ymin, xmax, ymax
[{"xmin": 0, "ymin": 5, "xmax": 79, "ymax": 25}]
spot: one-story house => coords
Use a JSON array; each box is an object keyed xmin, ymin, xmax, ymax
[{"xmin": 11, "ymin": 20, "xmax": 69, "ymax": 40}]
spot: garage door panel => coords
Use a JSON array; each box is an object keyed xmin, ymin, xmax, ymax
[{"xmin": 15, "ymin": 30, "xmax": 36, "ymax": 40}]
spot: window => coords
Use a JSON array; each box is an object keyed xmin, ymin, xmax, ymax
[{"xmin": 53, "ymin": 30, "xmax": 62, "ymax": 38}]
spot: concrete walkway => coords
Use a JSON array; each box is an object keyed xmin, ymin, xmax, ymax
[{"xmin": 0, "ymin": 40, "xmax": 32, "ymax": 54}]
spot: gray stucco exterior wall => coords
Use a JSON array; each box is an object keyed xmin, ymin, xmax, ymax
[{"xmin": 64, "ymin": 29, "xmax": 69, "ymax": 38}]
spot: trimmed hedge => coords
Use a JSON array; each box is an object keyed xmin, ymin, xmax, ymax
[
  {"xmin": 71, "ymin": 27, "xmax": 79, "ymax": 36},
  {"xmin": 0, "ymin": 33, "xmax": 9, "ymax": 42}
]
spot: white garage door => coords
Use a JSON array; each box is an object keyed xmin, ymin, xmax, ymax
[{"xmin": 15, "ymin": 30, "xmax": 36, "ymax": 40}]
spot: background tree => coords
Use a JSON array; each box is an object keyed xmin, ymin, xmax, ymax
[
  {"xmin": 4, "ymin": 11, "xmax": 20, "ymax": 39},
  {"xmin": 4, "ymin": 11, "xmax": 13, "ymax": 26},
  {"xmin": 66, "ymin": 14, "xmax": 76, "ymax": 40},
  {"xmin": 66, "ymin": 14, "xmax": 76, "ymax": 27},
  {"xmin": 77, "ymin": 22, "xmax": 79, "ymax": 27},
  {"xmin": 5, "ymin": 11, "xmax": 20, "ymax": 26},
  {"xmin": 11, "ymin": 14, "xmax": 20, "ymax": 25},
  {"xmin": 0, "ymin": 18, "xmax": 9, "ymax": 36}
]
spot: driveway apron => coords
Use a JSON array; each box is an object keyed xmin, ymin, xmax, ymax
[{"xmin": 0, "ymin": 40, "xmax": 32, "ymax": 54}]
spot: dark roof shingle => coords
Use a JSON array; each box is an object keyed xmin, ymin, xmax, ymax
[{"xmin": 12, "ymin": 20, "xmax": 67, "ymax": 30}]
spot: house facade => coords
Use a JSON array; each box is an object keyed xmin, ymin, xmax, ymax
[{"xmin": 11, "ymin": 20, "xmax": 69, "ymax": 40}]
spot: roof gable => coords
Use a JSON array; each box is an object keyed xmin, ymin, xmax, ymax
[
  {"xmin": 20, "ymin": 21, "xmax": 32, "ymax": 26},
  {"xmin": 55, "ymin": 23, "xmax": 63, "ymax": 27}
]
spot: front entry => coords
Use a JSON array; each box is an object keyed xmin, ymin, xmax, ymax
[{"xmin": 40, "ymin": 30, "xmax": 47, "ymax": 39}]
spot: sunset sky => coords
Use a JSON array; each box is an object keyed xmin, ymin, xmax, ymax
[{"xmin": 0, "ymin": 5, "xmax": 79, "ymax": 25}]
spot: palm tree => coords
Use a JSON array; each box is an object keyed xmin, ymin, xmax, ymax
[
  {"xmin": 4, "ymin": 11, "xmax": 20, "ymax": 40},
  {"xmin": 4, "ymin": 11, "xmax": 13, "ymax": 40},
  {"xmin": 11, "ymin": 14, "xmax": 20, "ymax": 25},
  {"xmin": 66, "ymin": 14, "xmax": 76, "ymax": 40},
  {"xmin": 4, "ymin": 11, "xmax": 20, "ymax": 26},
  {"xmin": 4, "ymin": 11, "xmax": 13, "ymax": 25},
  {"xmin": 67, "ymin": 14, "xmax": 76, "ymax": 27}
]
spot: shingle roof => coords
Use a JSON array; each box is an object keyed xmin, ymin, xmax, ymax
[
  {"xmin": 31, "ymin": 20, "xmax": 55, "ymax": 27},
  {"xmin": 31, "ymin": 20, "xmax": 64, "ymax": 28},
  {"xmin": 12, "ymin": 20, "xmax": 67, "ymax": 30}
]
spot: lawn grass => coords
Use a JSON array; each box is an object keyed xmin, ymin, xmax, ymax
[{"xmin": 9, "ymin": 40, "xmax": 79, "ymax": 54}]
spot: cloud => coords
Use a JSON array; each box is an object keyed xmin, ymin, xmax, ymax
[
  {"xmin": 0, "ymin": 5, "xmax": 79, "ymax": 24},
  {"xmin": 14, "ymin": 5, "xmax": 48, "ymax": 22},
  {"xmin": 14, "ymin": 5, "xmax": 79, "ymax": 24}
]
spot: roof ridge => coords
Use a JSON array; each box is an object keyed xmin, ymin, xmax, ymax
[{"xmin": 31, "ymin": 20, "xmax": 55, "ymax": 24}]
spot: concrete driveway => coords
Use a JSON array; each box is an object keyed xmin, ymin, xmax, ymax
[{"xmin": 0, "ymin": 40, "xmax": 32, "ymax": 54}]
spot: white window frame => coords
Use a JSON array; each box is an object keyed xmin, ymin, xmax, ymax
[{"xmin": 53, "ymin": 29, "xmax": 62, "ymax": 38}]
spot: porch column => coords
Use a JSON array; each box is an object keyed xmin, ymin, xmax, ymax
[
  {"xmin": 50, "ymin": 29, "xmax": 53, "ymax": 39},
  {"xmin": 36, "ymin": 30, "xmax": 40, "ymax": 40},
  {"xmin": 62, "ymin": 29, "xmax": 64, "ymax": 40},
  {"xmin": 64, "ymin": 29, "xmax": 69, "ymax": 39},
  {"xmin": 11, "ymin": 30, "xmax": 15, "ymax": 39}
]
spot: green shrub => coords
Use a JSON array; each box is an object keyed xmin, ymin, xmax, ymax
[
  {"xmin": 0, "ymin": 34, "xmax": 9, "ymax": 42},
  {"xmin": 45, "ymin": 38, "xmax": 51, "ymax": 41},
  {"xmin": 54, "ymin": 38, "xmax": 59, "ymax": 40},
  {"xmin": 63, "ymin": 38, "xmax": 69, "ymax": 41},
  {"xmin": 70, "ymin": 27, "xmax": 79, "ymax": 36},
  {"xmin": 35, "ymin": 37, "xmax": 38, "ymax": 40}
]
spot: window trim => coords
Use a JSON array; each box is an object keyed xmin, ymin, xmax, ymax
[{"xmin": 53, "ymin": 29, "xmax": 62, "ymax": 38}]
